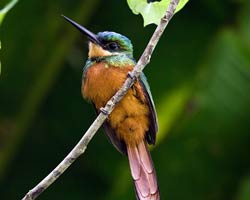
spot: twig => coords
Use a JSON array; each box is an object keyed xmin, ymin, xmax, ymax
[{"xmin": 21, "ymin": 1, "xmax": 180, "ymax": 199}]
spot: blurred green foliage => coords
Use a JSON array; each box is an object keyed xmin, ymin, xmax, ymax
[
  {"xmin": 0, "ymin": 0, "xmax": 18, "ymax": 74},
  {"xmin": 0, "ymin": 0, "xmax": 18, "ymax": 25},
  {"xmin": 0, "ymin": 0, "xmax": 250, "ymax": 199}
]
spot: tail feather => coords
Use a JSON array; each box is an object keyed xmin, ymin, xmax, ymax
[{"xmin": 127, "ymin": 141, "xmax": 160, "ymax": 200}]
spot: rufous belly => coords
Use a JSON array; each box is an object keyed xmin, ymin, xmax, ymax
[{"xmin": 82, "ymin": 62, "xmax": 149, "ymax": 146}]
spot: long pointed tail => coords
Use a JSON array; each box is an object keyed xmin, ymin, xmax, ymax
[{"xmin": 127, "ymin": 141, "xmax": 160, "ymax": 200}]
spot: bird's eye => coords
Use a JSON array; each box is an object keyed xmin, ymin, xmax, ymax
[{"xmin": 107, "ymin": 42, "xmax": 119, "ymax": 50}]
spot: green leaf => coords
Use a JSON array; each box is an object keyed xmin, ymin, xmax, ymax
[
  {"xmin": 0, "ymin": 0, "xmax": 18, "ymax": 74},
  {"xmin": 127, "ymin": 0, "xmax": 189, "ymax": 26}
]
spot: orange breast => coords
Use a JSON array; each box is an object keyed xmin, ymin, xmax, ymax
[
  {"xmin": 82, "ymin": 62, "xmax": 149, "ymax": 146},
  {"xmin": 83, "ymin": 62, "xmax": 131, "ymax": 108}
]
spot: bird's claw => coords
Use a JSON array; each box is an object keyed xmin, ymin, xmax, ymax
[
  {"xmin": 127, "ymin": 71, "xmax": 136, "ymax": 80},
  {"xmin": 100, "ymin": 107, "xmax": 109, "ymax": 115}
]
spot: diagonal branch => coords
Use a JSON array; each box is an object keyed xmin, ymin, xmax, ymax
[{"xmin": 21, "ymin": 1, "xmax": 180, "ymax": 199}]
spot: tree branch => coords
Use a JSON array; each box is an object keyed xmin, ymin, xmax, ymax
[{"xmin": 21, "ymin": 1, "xmax": 180, "ymax": 199}]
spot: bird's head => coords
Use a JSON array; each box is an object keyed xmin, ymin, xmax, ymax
[{"xmin": 62, "ymin": 15, "xmax": 133, "ymax": 59}]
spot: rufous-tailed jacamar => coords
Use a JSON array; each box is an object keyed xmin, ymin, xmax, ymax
[{"xmin": 63, "ymin": 15, "xmax": 160, "ymax": 200}]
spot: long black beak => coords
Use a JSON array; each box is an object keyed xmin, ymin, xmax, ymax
[{"xmin": 62, "ymin": 15, "xmax": 102, "ymax": 46}]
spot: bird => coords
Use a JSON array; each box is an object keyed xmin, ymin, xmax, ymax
[{"xmin": 62, "ymin": 15, "xmax": 160, "ymax": 200}]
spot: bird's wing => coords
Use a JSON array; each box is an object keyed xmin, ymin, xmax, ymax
[
  {"xmin": 102, "ymin": 122, "xmax": 127, "ymax": 154},
  {"xmin": 139, "ymin": 73, "xmax": 158, "ymax": 145},
  {"xmin": 92, "ymin": 103, "xmax": 127, "ymax": 155}
]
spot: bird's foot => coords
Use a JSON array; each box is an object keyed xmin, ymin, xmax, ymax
[{"xmin": 100, "ymin": 107, "xmax": 109, "ymax": 115}]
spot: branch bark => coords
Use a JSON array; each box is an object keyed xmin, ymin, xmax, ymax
[{"xmin": 22, "ymin": 1, "xmax": 180, "ymax": 199}]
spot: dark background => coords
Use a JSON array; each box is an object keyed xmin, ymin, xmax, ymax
[{"xmin": 1, "ymin": 0, "xmax": 250, "ymax": 199}]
